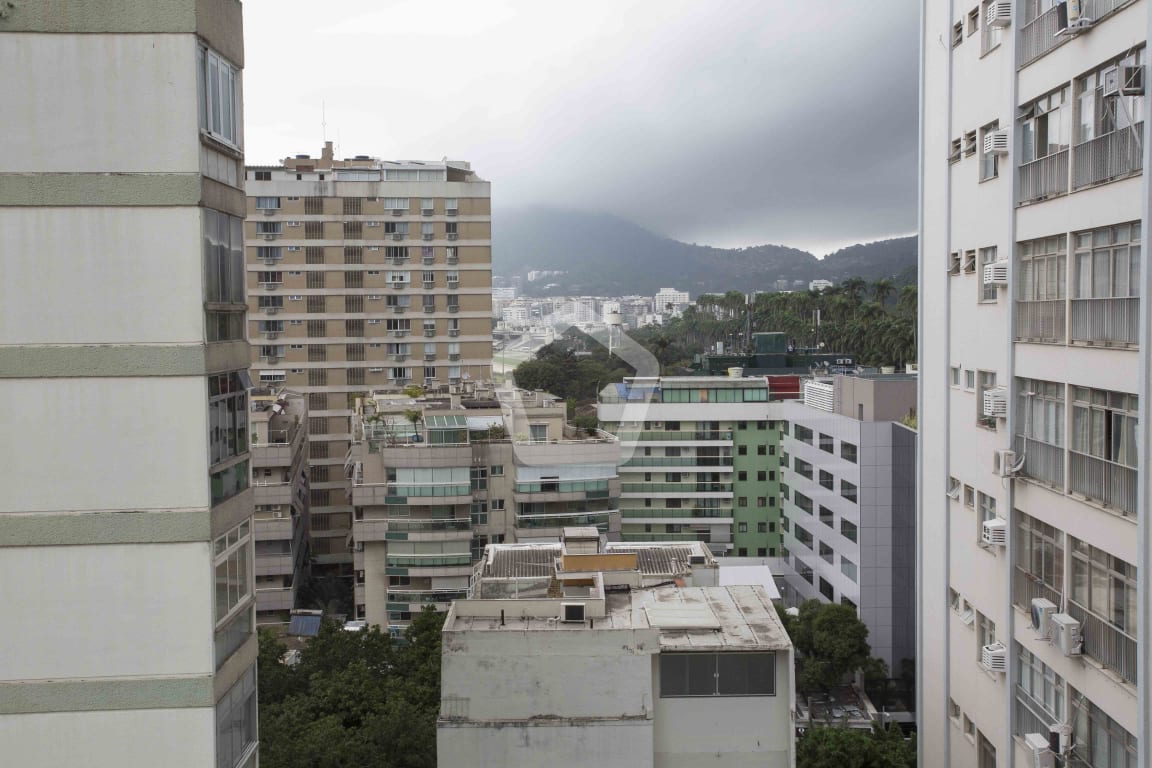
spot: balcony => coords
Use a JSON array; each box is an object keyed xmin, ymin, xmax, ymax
[
  {"xmin": 255, "ymin": 552, "xmax": 293, "ymax": 576},
  {"xmin": 513, "ymin": 479, "xmax": 612, "ymax": 498},
  {"xmin": 1070, "ymin": 297, "xmax": 1139, "ymax": 346},
  {"xmin": 1017, "ymin": 4, "xmax": 1066, "ymax": 67},
  {"xmin": 621, "ymin": 481, "xmax": 733, "ymax": 493},
  {"xmin": 356, "ymin": 516, "xmax": 472, "ymax": 542},
  {"xmin": 1017, "ymin": 150, "xmax": 1068, "ymax": 205},
  {"xmin": 1066, "ymin": 600, "xmax": 1137, "ymax": 685},
  {"xmin": 1012, "ymin": 566, "xmax": 1062, "ymax": 611},
  {"xmin": 1072, "ymin": 123, "xmax": 1143, "ymax": 190},
  {"xmin": 1015, "ymin": 299, "xmax": 1066, "ymax": 343},
  {"xmin": 620, "ymin": 531, "xmax": 711, "ymax": 543},
  {"xmin": 388, "ymin": 589, "xmax": 468, "ymax": 605},
  {"xmin": 622, "ymin": 507, "xmax": 734, "ymax": 519},
  {"xmin": 620, "ymin": 457, "xmax": 732, "ymax": 469},
  {"xmin": 615, "ymin": 430, "xmax": 733, "ymax": 442},
  {"xmin": 1069, "ymin": 450, "xmax": 1137, "ymax": 516},
  {"xmin": 1013, "ymin": 436, "xmax": 1064, "ymax": 489},
  {"xmin": 385, "ymin": 553, "xmax": 472, "ymax": 568},
  {"xmin": 515, "ymin": 511, "xmax": 613, "ymax": 530}
]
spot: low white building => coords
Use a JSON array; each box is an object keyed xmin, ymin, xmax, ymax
[
  {"xmin": 654, "ymin": 287, "xmax": 690, "ymax": 316},
  {"xmin": 437, "ymin": 531, "xmax": 795, "ymax": 767},
  {"xmin": 807, "ymin": 280, "xmax": 834, "ymax": 293}
]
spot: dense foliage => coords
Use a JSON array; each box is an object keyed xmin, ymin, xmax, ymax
[
  {"xmin": 782, "ymin": 599, "xmax": 874, "ymax": 691},
  {"xmin": 511, "ymin": 329, "xmax": 639, "ymax": 404},
  {"xmin": 641, "ymin": 279, "xmax": 917, "ymax": 368},
  {"xmin": 796, "ymin": 724, "xmax": 916, "ymax": 768},
  {"xmin": 497, "ymin": 207, "xmax": 917, "ymax": 296},
  {"xmin": 257, "ymin": 608, "xmax": 445, "ymax": 768}
]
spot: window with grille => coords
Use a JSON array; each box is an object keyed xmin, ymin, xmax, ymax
[
  {"xmin": 310, "ymin": 489, "xmax": 331, "ymax": 507},
  {"xmin": 343, "ymin": 197, "xmax": 363, "ymax": 215},
  {"xmin": 385, "ymin": 246, "xmax": 407, "ymax": 261},
  {"xmin": 310, "ymin": 441, "xmax": 329, "ymax": 458},
  {"xmin": 659, "ymin": 653, "xmax": 776, "ymax": 697},
  {"xmin": 305, "ymin": 221, "xmax": 323, "ymax": 239},
  {"xmin": 304, "ymin": 197, "xmax": 324, "ymax": 215},
  {"xmin": 308, "ymin": 345, "xmax": 327, "ymax": 362},
  {"xmin": 345, "ymin": 271, "xmax": 363, "ymax": 289},
  {"xmin": 345, "ymin": 319, "xmax": 365, "ymax": 337},
  {"xmin": 306, "ymin": 272, "xmax": 326, "ymax": 289},
  {"xmin": 306, "ymin": 296, "xmax": 326, "ymax": 313},
  {"xmin": 346, "ymin": 344, "xmax": 365, "ymax": 362},
  {"xmin": 308, "ymin": 369, "xmax": 328, "ymax": 386},
  {"xmin": 347, "ymin": 368, "xmax": 365, "ymax": 386},
  {"xmin": 311, "ymin": 464, "xmax": 331, "ymax": 483},
  {"xmin": 344, "ymin": 246, "xmax": 363, "ymax": 265},
  {"xmin": 306, "ymin": 246, "xmax": 324, "ymax": 264},
  {"xmin": 308, "ymin": 392, "xmax": 328, "ymax": 411},
  {"xmin": 345, "ymin": 296, "xmax": 364, "ymax": 313},
  {"xmin": 343, "ymin": 221, "xmax": 363, "ymax": 239},
  {"xmin": 307, "ymin": 320, "xmax": 326, "ymax": 337}
]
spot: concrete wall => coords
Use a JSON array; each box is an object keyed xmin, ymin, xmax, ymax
[{"xmin": 438, "ymin": 719, "xmax": 653, "ymax": 768}]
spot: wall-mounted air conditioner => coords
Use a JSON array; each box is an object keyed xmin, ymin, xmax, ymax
[
  {"xmin": 981, "ymin": 518, "xmax": 1007, "ymax": 547},
  {"xmin": 980, "ymin": 641, "xmax": 1008, "ymax": 673},
  {"xmin": 986, "ymin": 1, "xmax": 1012, "ymax": 28},
  {"xmin": 983, "ymin": 387, "xmax": 1008, "ymax": 418},
  {"xmin": 993, "ymin": 448, "xmax": 1017, "ymax": 477},
  {"xmin": 983, "ymin": 261, "xmax": 1009, "ymax": 286},
  {"xmin": 1030, "ymin": 598, "xmax": 1057, "ymax": 638},
  {"xmin": 984, "ymin": 129, "xmax": 1010, "ymax": 155},
  {"xmin": 1050, "ymin": 613, "xmax": 1082, "ymax": 656},
  {"xmin": 1023, "ymin": 733, "xmax": 1055, "ymax": 768}
]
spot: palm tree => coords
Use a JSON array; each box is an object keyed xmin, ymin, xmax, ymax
[
  {"xmin": 897, "ymin": 285, "xmax": 918, "ymax": 318},
  {"xmin": 840, "ymin": 277, "xmax": 867, "ymax": 304},
  {"xmin": 871, "ymin": 278, "xmax": 895, "ymax": 307}
]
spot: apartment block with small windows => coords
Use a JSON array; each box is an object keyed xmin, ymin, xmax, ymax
[
  {"xmin": 347, "ymin": 384, "xmax": 620, "ymax": 632},
  {"xmin": 597, "ymin": 377, "xmax": 784, "ymax": 557},
  {"xmin": 249, "ymin": 388, "xmax": 311, "ymax": 626},
  {"xmin": 0, "ymin": 3, "xmax": 257, "ymax": 766},
  {"xmin": 922, "ymin": 2, "xmax": 1148, "ymax": 766},
  {"xmin": 774, "ymin": 374, "xmax": 917, "ymax": 671},
  {"xmin": 245, "ymin": 144, "xmax": 493, "ymax": 577}
]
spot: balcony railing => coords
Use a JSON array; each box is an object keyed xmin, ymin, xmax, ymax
[
  {"xmin": 615, "ymin": 430, "xmax": 733, "ymax": 442},
  {"xmin": 1066, "ymin": 599, "xmax": 1137, "ymax": 685},
  {"xmin": 1012, "ymin": 566, "xmax": 1063, "ymax": 610},
  {"xmin": 385, "ymin": 553, "xmax": 472, "ymax": 568},
  {"xmin": 621, "ymin": 481, "xmax": 733, "ymax": 493},
  {"xmin": 388, "ymin": 590, "xmax": 468, "ymax": 604},
  {"xmin": 515, "ymin": 512, "xmax": 612, "ymax": 529},
  {"xmin": 1017, "ymin": 149, "xmax": 1069, "ymax": 204},
  {"xmin": 1015, "ymin": 299, "xmax": 1066, "ymax": 343},
  {"xmin": 513, "ymin": 479, "xmax": 611, "ymax": 494},
  {"xmin": 622, "ymin": 508, "xmax": 734, "ymax": 519},
  {"xmin": 1072, "ymin": 122, "xmax": 1143, "ymax": 190},
  {"xmin": 385, "ymin": 518, "xmax": 472, "ymax": 532},
  {"xmin": 1018, "ymin": 4, "xmax": 1066, "ymax": 67},
  {"xmin": 1070, "ymin": 296, "xmax": 1139, "ymax": 346},
  {"xmin": 1013, "ymin": 436, "xmax": 1065, "ymax": 489},
  {"xmin": 620, "ymin": 457, "xmax": 731, "ymax": 468},
  {"xmin": 1069, "ymin": 451, "xmax": 1137, "ymax": 516},
  {"xmin": 620, "ymin": 531, "xmax": 712, "ymax": 543}
]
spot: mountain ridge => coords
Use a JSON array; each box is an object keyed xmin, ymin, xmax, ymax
[{"xmin": 494, "ymin": 207, "xmax": 916, "ymax": 296}]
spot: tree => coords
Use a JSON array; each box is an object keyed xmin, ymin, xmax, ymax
[
  {"xmin": 784, "ymin": 600, "xmax": 872, "ymax": 691},
  {"xmin": 871, "ymin": 278, "xmax": 895, "ymax": 307},
  {"xmin": 796, "ymin": 724, "xmax": 915, "ymax": 768}
]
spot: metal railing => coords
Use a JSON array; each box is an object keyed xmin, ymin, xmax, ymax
[
  {"xmin": 1013, "ymin": 436, "xmax": 1065, "ymax": 488},
  {"xmin": 1069, "ymin": 451, "xmax": 1137, "ymax": 516},
  {"xmin": 1015, "ymin": 693, "xmax": 1055, "ymax": 740},
  {"xmin": 1072, "ymin": 122, "xmax": 1144, "ymax": 190},
  {"xmin": 1066, "ymin": 600, "xmax": 1137, "ymax": 685},
  {"xmin": 385, "ymin": 518, "xmax": 471, "ymax": 532},
  {"xmin": 615, "ymin": 430, "xmax": 733, "ymax": 442},
  {"xmin": 1070, "ymin": 296, "xmax": 1140, "ymax": 346},
  {"xmin": 1083, "ymin": 0, "xmax": 1132, "ymax": 21},
  {"xmin": 621, "ymin": 481, "xmax": 733, "ymax": 493},
  {"xmin": 620, "ymin": 457, "xmax": 731, "ymax": 468},
  {"xmin": 388, "ymin": 590, "xmax": 468, "ymax": 604},
  {"xmin": 1017, "ymin": 149, "xmax": 1069, "ymax": 204},
  {"xmin": 1014, "ymin": 299, "xmax": 1066, "ymax": 342},
  {"xmin": 515, "ymin": 512, "xmax": 611, "ymax": 529},
  {"xmin": 1018, "ymin": 4, "xmax": 1067, "ymax": 67},
  {"xmin": 1012, "ymin": 566, "xmax": 1063, "ymax": 610},
  {"xmin": 385, "ymin": 553, "xmax": 472, "ymax": 567},
  {"xmin": 513, "ymin": 479, "xmax": 611, "ymax": 494},
  {"xmin": 622, "ymin": 508, "xmax": 734, "ymax": 519},
  {"xmin": 620, "ymin": 532, "xmax": 712, "ymax": 543}
]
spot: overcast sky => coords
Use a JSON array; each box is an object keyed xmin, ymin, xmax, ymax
[{"xmin": 243, "ymin": 1, "xmax": 918, "ymax": 255}]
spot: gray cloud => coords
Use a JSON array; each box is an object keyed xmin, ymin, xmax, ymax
[{"xmin": 243, "ymin": 0, "xmax": 918, "ymax": 254}]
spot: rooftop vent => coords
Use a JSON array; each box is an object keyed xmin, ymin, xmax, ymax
[{"xmin": 561, "ymin": 602, "xmax": 586, "ymax": 623}]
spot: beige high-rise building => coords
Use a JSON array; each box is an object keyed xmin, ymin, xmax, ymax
[{"xmin": 245, "ymin": 145, "xmax": 493, "ymax": 577}]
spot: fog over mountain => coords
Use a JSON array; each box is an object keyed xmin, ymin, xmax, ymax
[{"xmin": 495, "ymin": 207, "xmax": 916, "ymax": 297}]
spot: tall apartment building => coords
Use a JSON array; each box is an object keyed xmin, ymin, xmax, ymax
[
  {"xmin": 922, "ymin": 2, "xmax": 1148, "ymax": 766},
  {"xmin": 597, "ymin": 376, "xmax": 784, "ymax": 557},
  {"xmin": 348, "ymin": 385, "xmax": 620, "ymax": 631},
  {"xmin": 249, "ymin": 388, "xmax": 310, "ymax": 626},
  {"xmin": 1, "ymin": 3, "xmax": 257, "ymax": 767},
  {"xmin": 775, "ymin": 373, "xmax": 917, "ymax": 670},
  {"xmin": 246, "ymin": 145, "xmax": 492, "ymax": 577}
]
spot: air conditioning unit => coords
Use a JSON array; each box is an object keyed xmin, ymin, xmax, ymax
[
  {"xmin": 272, "ymin": 510, "xmax": 285, "ymax": 519},
  {"xmin": 263, "ymin": 233, "xmax": 276, "ymax": 241},
  {"xmin": 447, "ymin": 281, "xmax": 459, "ymax": 289},
  {"xmin": 983, "ymin": 387, "xmax": 1008, "ymax": 418},
  {"xmin": 423, "ymin": 281, "xmax": 435, "ymax": 289},
  {"xmin": 422, "ymin": 256, "xmax": 435, "ymax": 265},
  {"xmin": 392, "ymin": 306, "xmax": 407, "ymax": 314},
  {"xmin": 980, "ymin": 641, "xmax": 1008, "ymax": 672},
  {"xmin": 984, "ymin": 129, "xmax": 1010, "ymax": 155},
  {"xmin": 993, "ymin": 448, "xmax": 1017, "ymax": 477},
  {"xmin": 263, "ymin": 282, "xmax": 279, "ymax": 291},
  {"xmin": 391, "ymin": 209, "xmax": 404, "ymax": 216},
  {"xmin": 983, "ymin": 260, "xmax": 1009, "ymax": 286},
  {"xmin": 1050, "ymin": 613, "xmax": 1083, "ymax": 656},
  {"xmin": 981, "ymin": 518, "xmax": 1007, "ymax": 547},
  {"xmin": 392, "ymin": 233, "xmax": 404, "ymax": 241},
  {"xmin": 1055, "ymin": 2, "xmax": 1094, "ymax": 34},
  {"xmin": 1030, "ymin": 598, "xmax": 1058, "ymax": 638},
  {"xmin": 986, "ymin": 1, "xmax": 1011, "ymax": 28},
  {"xmin": 1121, "ymin": 65, "xmax": 1145, "ymax": 96},
  {"xmin": 447, "ymin": 233, "xmax": 459, "ymax": 241},
  {"xmin": 421, "ymin": 208, "xmax": 434, "ymax": 216},
  {"xmin": 263, "ymin": 209, "xmax": 275, "ymax": 216},
  {"xmin": 448, "ymin": 329, "xmax": 460, "ymax": 337},
  {"xmin": 262, "ymin": 257, "xmax": 279, "ymax": 266},
  {"xmin": 446, "ymin": 208, "xmax": 458, "ymax": 216},
  {"xmin": 561, "ymin": 602, "xmax": 586, "ymax": 623},
  {"xmin": 1024, "ymin": 733, "xmax": 1055, "ymax": 768}
]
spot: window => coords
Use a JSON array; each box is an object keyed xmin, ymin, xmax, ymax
[
  {"xmin": 979, "ymin": 121, "xmax": 1000, "ymax": 180},
  {"xmin": 737, "ymin": 497, "xmax": 748, "ymax": 507},
  {"xmin": 1014, "ymin": 511, "xmax": 1064, "ymax": 607},
  {"xmin": 841, "ymin": 557, "xmax": 857, "ymax": 583},
  {"xmin": 215, "ymin": 664, "xmax": 258, "ymax": 768},
  {"xmin": 208, "ymin": 372, "xmax": 248, "ymax": 466},
  {"xmin": 738, "ymin": 445, "xmax": 748, "ymax": 456},
  {"xmin": 963, "ymin": 715, "xmax": 976, "ymax": 740},
  {"xmin": 818, "ymin": 433, "xmax": 834, "ymax": 453},
  {"xmin": 1075, "ymin": 51, "xmax": 1146, "ymax": 188},
  {"xmin": 1070, "ymin": 387, "xmax": 1138, "ymax": 513},
  {"xmin": 794, "ymin": 524, "xmax": 813, "ymax": 548},
  {"xmin": 1070, "ymin": 536, "xmax": 1137, "ymax": 636},
  {"xmin": 819, "ymin": 506, "xmax": 834, "ymax": 527},
  {"xmin": 840, "ymin": 480, "xmax": 857, "ymax": 503},
  {"xmin": 202, "ymin": 209, "xmax": 245, "ymax": 341},
  {"xmin": 979, "ymin": 247, "xmax": 999, "ymax": 302},
  {"xmin": 214, "ymin": 521, "xmax": 251, "ymax": 624},
  {"xmin": 793, "ymin": 458, "xmax": 812, "ymax": 480},
  {"xmin": 1071, "ymin": 223, "xmax": 1142, "ymax": 344},
  {"xmin": 819, "ymin": 470, "xmax": 834, "ymax": 491},
  {"xmin": 967, "ymin": 7, "xmax": 979, "ymax": 35},
  {"xmin": 819, "ymin": 542, "xmax": 834, "ymax": 564},
  {"xmin": 1069, "ymin": 688, "xmax": 1138, "ymax": 768},
  {"xmin": 840, "ymin": 442, "xmax": 857, "ymax": 463},
  {"xmin": 976, "ymin": 731, "xmax": 996, "ymax": 768},
  {"xmin": 951, "ymin": 20, "xmax": 963, "ymax": 47},
  {"xmin": 738, "ymin": 470, "xmax": 747, "ymax": 481},
  {"xmin": 757, "ymin": 445, "xmax": 767, "ymax": 456},
  {"xmin": 1015, "ymin": 644, "xmax": 1065, "ymax": 734},
  {"xmin": 840, "ymin": 519, "xmax": 857, "ymax": 543},
  {"xmin": 198, "ymin": 46, "xmax": 240, "ymax": 147},
  {"xmin": 951, "ymin": 366, "xmax": 961, "ymax": 386},
  {"xmin": 757, "ymin": 522, "xmax": 768, "ymax": 533},
  {"xmin": 1016, "ymin": 235, "xmax": 1067, "ymax": 340},
  {"xmin": 738, "ymin": 522, "xmax": 748, "ymax": 533},
  {"xmin": 794, "ymin": 425, "xmax": 813, "ymax": 445},
  {"xmin": 976, "ymin": 611, "xmax": 996, "ymax": 662},
  {"xmin": 818, "ymin": 577, "xmax": 834, "ymax": 601},
  {"xmin": 794, "ymin": 492, "xmax": 812, "ymax": 515},
  {"xmin": 659, "ymin": 652, "xmax": 775, "ymax": 697}
]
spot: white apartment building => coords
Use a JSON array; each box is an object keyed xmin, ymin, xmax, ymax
[
  {"xmin": 655, "ymin": 287, "xmax": 691, "ymax": 315},
  {"xmin": 437, "ymin": 531, "xmax": 795, "ymax": 768},
  {"xmin": 775, "ymin": 374, "xmax": 918, "ymax": 671},
  {"xmin": 921, "ymin": 2, "xmax": 1148, "ymax": 767},
  {"xmin": 0, "ymin": 3, "xmax": 257, "ymax": 767}
]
